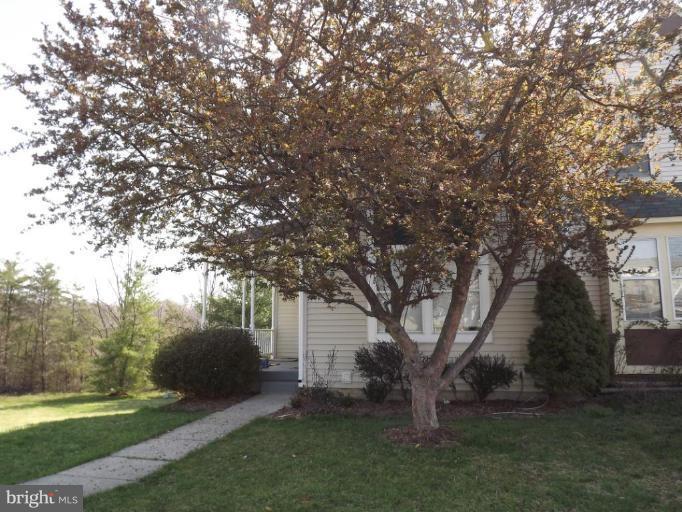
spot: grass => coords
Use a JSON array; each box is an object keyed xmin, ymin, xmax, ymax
[
  {"xmin": 86, "ymin": 393, "xmax": 682, "ymax": 512},
  {"xmin": 0, "ymin": 392, "xmax": 207, "ymax": 483}
]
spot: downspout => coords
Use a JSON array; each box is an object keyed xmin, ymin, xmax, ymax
[
  {"xmin": 297, "ymin": 259, "xmax": 307, "ymax": 387},
  {"xmin": 250, "ymin": 275, "xmax": 256, "ymax": 333},
  {"xmin": 271, "ymin": 286, "xmax": 278, "ymax": 357},
  {"xmin": 200, "ymin": 262, "xmax": 209, "ymax": 329},
  {"xmin": 297, "ymin": 289, "xmax": 307, "ymax": 387},
  {"xmin": 241, "ymin": 278, "xmax": 246, "ymax": 329}
]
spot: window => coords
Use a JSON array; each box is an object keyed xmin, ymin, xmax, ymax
[
  {"xmin": 378, "ymin": 305, "xmax": 422, "ymax": 333},
  {"xmin": 401, "ymin": 306, "xmax": 423, "ymax": 333},
  {"xmin": 621, "ymin": 238, "xmax": 662, "ymax": 320},
  {"xmin": 433, "ymin": 279, "xmax": 480, "ymax": 331},
  {"xmin": 613, "ymin": 142, "xmax": 651, "ymax": 179},
  {"xmin": 369, "ymin": 262, "xmax": 490, "ymax": 343},
  {"xmin": 668, "ymin": 237, "xmax": 682, "ymax": 319}
]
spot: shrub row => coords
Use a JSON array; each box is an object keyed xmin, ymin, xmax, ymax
[
  {"xmin": 354, "ymin": 341, "xmax": 517, "ymax": 403},
  {"xmin": 354, "ymin": 262, "xmax": 608, "ymax": 402}
]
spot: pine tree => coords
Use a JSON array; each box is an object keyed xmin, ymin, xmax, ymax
[
  {"xmin": 92, "ymin": 262, "xmax": 159, "ymax": 394},
  {"xmin": 526, "ymin": 262, "xmax": 609, "ymax": 396},
  {"xmin": 28, "ymin": 264, "xmax": 62, "ymax": 392}
]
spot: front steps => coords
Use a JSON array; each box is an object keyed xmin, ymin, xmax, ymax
[{"xmin": 260, "ymin": 359, "xmax": 299, "ymax": 394}]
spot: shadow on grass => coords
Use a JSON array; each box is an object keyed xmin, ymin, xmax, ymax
[
  {"xmin": 0, "ymin": 407, "xmax": 204, "ymax": 484},
  {"xmin": 0, "ymin": 393, "xmax": 160, "ymax": 412}
]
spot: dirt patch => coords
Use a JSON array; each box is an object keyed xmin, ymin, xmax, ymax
[
  {"xmin": 107, "ymin": 390, "xmax": 131, "ymax": 398},
  {"xmin": 384, "ymin": 425, "xmax": 460, "ymax": 447},
  {"xmin": 164, "ymin": 393, "xmax": 255, "ymax": 412}
]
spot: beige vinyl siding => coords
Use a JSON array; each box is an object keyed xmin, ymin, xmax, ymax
[
  {"xmin": 300, "ymin": 274, "xmax": 606, "ymax": 393},
  {"xmin": 599, "ymin": 273, "xmax": 615, "ymax": 331},
  {"xmin": 584, "ymin": 273, "xmax": 605, "ymax": 319},
  {"xmin": 650, "ymin": 128, "xmax": 682, "ymax": 182},
  {"xmin": 609, "ymin": 58, "xmax": 680, "ymax": 182},
  {"xmin": 303, "ymin": 288, "xmax": 368, "ymax": 388},
  {"xmin": 275, "ymin": 295, "xmax": 299, "ymax": 359}
]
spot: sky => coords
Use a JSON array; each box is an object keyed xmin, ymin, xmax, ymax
[{"xmin": 0, "ymin": 0, "xmax": 203, "ymax": 304}]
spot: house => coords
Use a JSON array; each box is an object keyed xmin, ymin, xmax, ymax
[
  {"xmin": 230, "ymin": 26, "xmax": 682, "ymax": 397},
  {"xmin": 239, "ymin": 123, "xmax": 680, "ymax": 398}
]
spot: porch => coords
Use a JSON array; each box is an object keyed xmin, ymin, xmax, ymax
[
  {"xmin": 197, "ymin": 269, "xmax": 300, "ymax": 385},
  {"xmin": 234, "ymin": 276, "xmax": 299, "ymax": 363}
]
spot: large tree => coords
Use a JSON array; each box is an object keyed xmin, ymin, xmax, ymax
[{"xmin": 8, "ymin": 0, "xmax": 681, "ymax": 430}]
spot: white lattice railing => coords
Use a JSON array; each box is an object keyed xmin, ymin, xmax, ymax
[{"xmin": 253, "ymin": 329, "xmax": 274, "ymax": 356}]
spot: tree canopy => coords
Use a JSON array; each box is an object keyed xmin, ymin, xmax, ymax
[{"xmin": 8, "ymin": 0, "xmax": 681, "ymax": 429}]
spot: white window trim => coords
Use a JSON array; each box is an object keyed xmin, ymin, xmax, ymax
[
  {"xmin": 667, "ymin": 235, "xmax": 682, "ymax": 321},
  {"xmin": 620, "ymin": 236, "xmax": 665, "ymax": 322},
  {"xmin": 367, "ymin": 260, "xmax": 492, "ymax": 344}
]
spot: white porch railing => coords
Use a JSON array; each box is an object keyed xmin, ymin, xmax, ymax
[{"xmin": 253, "ymin": 329, "xmax": 274, "ymax": 357}]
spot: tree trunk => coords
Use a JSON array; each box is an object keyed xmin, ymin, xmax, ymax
[{"xmin": 411, "ymin": 377, "xmax": 440, "ymax": 431}]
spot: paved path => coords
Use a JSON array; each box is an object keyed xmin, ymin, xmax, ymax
[{"xmin": 24, "ymin": 392, "xmax": 291, "ymax": 496}]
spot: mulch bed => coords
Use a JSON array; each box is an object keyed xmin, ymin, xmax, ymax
[
  {"xmin": 384, "ymin": 425, "xmax": 460, "ymax": 447},
  {"xmin": 271, "ymin": 396, "xmax": 584, "ymax": 447},
  {"xmin": 272, "ymin": 397, "xmax": 567, "ymax": 420},
  {"xmin": 164, "ymin": 393, "xmax": 256, "ymax": 412}
]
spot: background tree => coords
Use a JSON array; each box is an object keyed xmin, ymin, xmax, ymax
[
  {"xmin": 27, "ymin": 264, "xmax": 62, "ymax": 392},
  {"xmin": 156, "ymin": 299, "xmax": 199, "ymax": 338},
  {"xmin": 202, "ymin": 276, "xmax": 271, "ymax": 329},
  {"xmin": 53, "ymin": 288, "xmax": 99, "ymax": 391},
  {"xmin": 8, "ymin": 0, "xmax": 681, "ymax": 430},
  {"xmin": 0, "ymin": 260, "xmax": 28, "ymax": 389},
  {"xmin": 0, "ymin": 257, "xmax": 196, "ymax": 393},
  {"xmin": 92, "ymin": 261, "xmax": 160, "ymax": 394}
]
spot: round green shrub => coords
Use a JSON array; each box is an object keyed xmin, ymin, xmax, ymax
[
  {"xmin": 526, "ymin": 261, "xmax": 609, "ymax": 396},
  {"xmin": 151, "ymin": 327, "xmax": 260, "ymax": 398}
]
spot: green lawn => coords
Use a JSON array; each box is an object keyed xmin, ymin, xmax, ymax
[
  {"xmin": 86, "ymin": 394, "xmax": 682, "ymax": 512},
  {"xmin": 0, "ymin": 392, "xmax": 207, "ymax": 483}
]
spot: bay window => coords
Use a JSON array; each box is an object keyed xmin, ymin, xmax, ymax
[
  {"xmin": 621, "ymin": 238, "xmax": 663, "ymax": 321},
  {"xmin": 668, "ymin": 237, "xmax": 682, "ymax": 319}
]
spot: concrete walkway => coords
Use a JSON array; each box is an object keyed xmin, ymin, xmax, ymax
[{"xmin": 24, "ymin": 392, "xmax": 291, "ymax": 496}]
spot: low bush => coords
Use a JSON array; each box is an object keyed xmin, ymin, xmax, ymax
[
  {"xmin": 290, "ymin": 386, "xmax": 354, "ymax": 410},
  {"xmin": 150, "ymin": 327, "xmax": 260, "ymax": 398},
  {"xmin": 363, "ymin": 377, "xmax": 393, "ymax": 403},
  {"xmin": 460, "ymin": 354, "xmax": 517, "ymax": 402},
  {"xmin": 354, "ymin": 341, "xmax": 409, "ymax": 403}
]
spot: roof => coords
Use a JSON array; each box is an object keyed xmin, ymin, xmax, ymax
[{"xmin": 618, "ymin": 182, "xmax": 682, "ymax": 218}]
